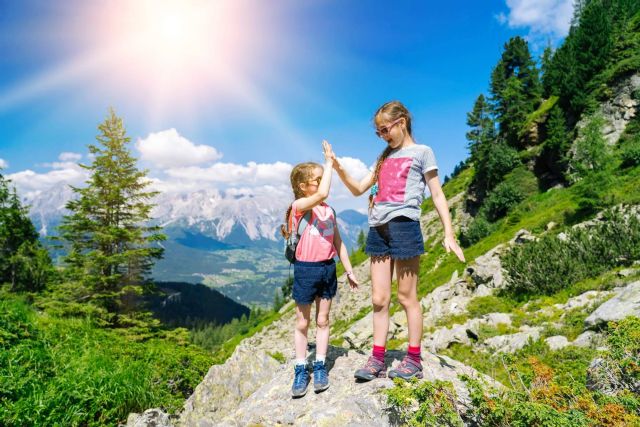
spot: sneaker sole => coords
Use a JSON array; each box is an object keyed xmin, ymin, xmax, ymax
[
  {"xmin": 388, "ymin": 371, "xmax": 423, "ymax": 380},
  {"xmin": 354, "ymin": 371, "xmax": 387, "ymax": 381},
  {"xmin": 291, "ymin": 389, "xmax": 308, "ymax": 398},
  {"xmin": 314, "ymin": 384, "xmax": 329, "ymax": 393}
]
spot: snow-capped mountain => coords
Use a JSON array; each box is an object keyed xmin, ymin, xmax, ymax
[{"xmin": 24, "ymin": 184, "xmax": 367, "ymax": 250}]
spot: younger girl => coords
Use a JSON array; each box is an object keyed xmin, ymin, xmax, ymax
[
  {"xmin": 282, "ymin": 140, "xmax": 359, "ymax": 398},
  {"xmin": 331, "ymin": 101, "xmax": 465, "ymax": 381}
]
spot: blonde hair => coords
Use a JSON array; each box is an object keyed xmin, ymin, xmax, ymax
[
  {"xmin": 280, "ymin": 162, "xmax": 322, "ymax": 238},
  {"xmin": 369, "ymin": 101, "xmax": 413, "ymax": 209}
]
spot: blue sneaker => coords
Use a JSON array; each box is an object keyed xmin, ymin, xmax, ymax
[
  {"xmin": 291, "ymin": 364, "xmax": 310, "ymax": 398},
  {"xmin": 313, "ymin": 360, "xmax": 329, "ymax": 393}
]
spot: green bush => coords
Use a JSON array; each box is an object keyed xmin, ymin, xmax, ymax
[
  {"xmin": 620, "ymin": 141, "xmax": 640, "ymax": 168},
  {"xmin": 483, "ymin": 182, "xmax": 525, "ymax": 221},
  {"xmin": 568, "ymin": 115, "xmax": 610, "ymax": 183},
  {"xmin": 385, "ymin": 378, "xmax": 464, "ymax": 426},
  {"xmin": 502, "ymin": 206, "xmax": 640, "ymax": 297},
  {"xmin": 459, "ymin": 215, "xmax": 496, "ymax": 248}
]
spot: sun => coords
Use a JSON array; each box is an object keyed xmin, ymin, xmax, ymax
[{"xmin": 95, "ymin": 0, "xmax": 261, "ymax": 113}]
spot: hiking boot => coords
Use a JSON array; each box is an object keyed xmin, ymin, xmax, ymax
[
  {"xmin": 291, "ymin": 364, "xmax": 310, "ymax": 398},
  {"xmin": 313, "ymin": 360, "xmax": 329, "ymax": 393},
  {"xmin": 388, "ymin": 356, "xmax": 423, "ymax": 380},
  {"xmin": 354, "ymin": 356, "xmax": 387, "ymax": 381}
]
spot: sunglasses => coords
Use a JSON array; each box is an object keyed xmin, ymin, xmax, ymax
[{"xmin": 375, "ymin": 118, "xmax": 402, "ymax": 138}]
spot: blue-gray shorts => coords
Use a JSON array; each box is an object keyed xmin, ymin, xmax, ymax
[
  {"xmin": 293, "ymin": 259, "xmax": 337, "ymax": 305},
  {"xmin": 365, "ymin": 216, "xmax": 424, "ymax": 260}
]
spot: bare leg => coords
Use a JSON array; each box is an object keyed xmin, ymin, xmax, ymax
[
  {"xmin": 370, "ymin": 255, "xmax": 394, "ymax": 347},
  {"xmin": 314, "ymin": 297, "xmax": 333, "ymax": 357},
  {"xmin": 395, "ymin": 256, "xmax": 422, "ymax": 347},
  {"xmin": 294, "ymin": 303, "xmax": 312, "ymax": 360}
]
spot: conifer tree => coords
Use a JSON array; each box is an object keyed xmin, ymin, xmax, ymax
[
  {"xmin": 0, "ymin": 171, "xmax": 51, "ymax": 291},
  {"xmin": 541, "ymin": 105, "xmax": 572, "ymax": 177},
  {"xmin": 490, "ymin": 36, "xmax": 541, "ymax": 148},
  {"xmin": 465, "ymin": 94, "xmax": 496, "ymax": 163},
  {"xmin": 58, "ymin": 109, "xmax": 166, "ymax": 315}
]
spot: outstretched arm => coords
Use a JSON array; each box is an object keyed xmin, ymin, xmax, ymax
[
  {"xmin": 332, "ymin": 155, "xmax": 375, "ymax": 197},
  {"xmin": 425, "ymin": 170, "xmax": 465, "ymax": 262}
]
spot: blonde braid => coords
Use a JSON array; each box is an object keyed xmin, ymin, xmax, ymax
[{"xmin": 368, "ymin": 146, "xmax": 393, "ymax": 209}]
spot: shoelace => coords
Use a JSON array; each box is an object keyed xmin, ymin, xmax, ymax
[
  {"xmin": 315, "ymin": 364, "xmax": 328, "ymax": 382},
  {"xmin": 365, "ymin": 357, "xmax": 383, "ymax": 372},
  {"xmin": 294, "ymin": 367, "xmax": 308, "ymax": 387}
]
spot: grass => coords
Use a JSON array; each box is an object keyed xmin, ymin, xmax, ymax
[{"xmin": 0, "ymin": 294, "xmax": 213, "ymax": 426}]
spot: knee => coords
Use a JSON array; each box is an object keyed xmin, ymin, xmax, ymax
[
  {"xmin": 316, "ymin": 314, "xmax": 330, "ymax": 329},
  {"xmin": 372, "ymin": 295, "xmax": 390, "ymax": 310},
  {"xmin": 296, "ymin": 316, "xmax": 310, "ymax": 331},
  {"xmin": 397, "ymin": 291, "xmax": 418, "ymax": 308}
]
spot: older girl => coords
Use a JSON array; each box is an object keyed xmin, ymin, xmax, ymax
[{"xmin": 332, "ymin": 101, "xmax": 465, "ymax": 380}]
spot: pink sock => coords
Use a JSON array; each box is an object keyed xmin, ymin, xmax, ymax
[
  {"xmin": 372, "ymin": 345, "xmax": 386, "ymax": 363},
  {"xmin": 407, "ymin": 345, "xmax": 421, "ymax": 364}
]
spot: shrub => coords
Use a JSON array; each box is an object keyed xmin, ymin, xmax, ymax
[
  {"xmin": 483, "ymin": 182, "xmax": 525, "ymax": 221},
  {"xmin": 385, "ymin": 378, "xmax": 464, "ymax": 426},
  {"xmin": 620, "ymin": 141, "xmax": 640, "ymax": 168},
  {"xmin": 459, "ymin": 216, "xmax": 496, "ymax": 247},
  {"xmin": 568, "ymin": 115, "xmax": 610, "ymax": 183},
  {"xmin": 502, "ymin": 206, "xmax": 640, "ymax": 297}
]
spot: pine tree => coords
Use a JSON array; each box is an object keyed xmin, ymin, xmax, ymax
[
  {"xmin": 0, "ymin": 172, "xmax": 51, "ymax": 291},
  {"xmin": 541, "ymin": 105, "xmax": 572, "ymax": 177},
  {"xmin": 465, "ymin": 94, "xmax": 496, "ymax": 163},
  {"xmin": 490, "ymin": 36, "xmax": 541, "ymax": 148},
  {"xmin": 58, "ymin": 109, "xmax": 166, "ymax": 316}
]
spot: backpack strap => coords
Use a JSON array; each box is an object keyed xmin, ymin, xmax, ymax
[{"xmin": 296, "ymin": 209, "xmax": 312, "ymax": 237}]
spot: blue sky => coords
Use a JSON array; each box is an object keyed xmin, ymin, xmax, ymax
[{"xmin": 0, "ymin": 0, "xmax": 574, "ymax": 212}]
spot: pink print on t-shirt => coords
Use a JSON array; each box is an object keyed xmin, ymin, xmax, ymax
[{"xmin": 375, "ymin": 157, "xmax": 413, "ymax": 203}]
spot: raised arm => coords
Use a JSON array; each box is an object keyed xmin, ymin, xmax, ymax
[
  {"xmin": 332, "ymin": 156, "xmax": 375, "ymax": 197},
  {"xmin": 425, "ymin": 170, "xmax": 465, "ymax": 262},
  {"xmin": 295, "ymin": 140, "xmax": 335, "ymax": 212}
]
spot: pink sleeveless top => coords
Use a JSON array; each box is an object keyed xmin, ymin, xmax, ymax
[{"xmin": 291, "ymin": 201, "xmax": 337, "ymax": 262}]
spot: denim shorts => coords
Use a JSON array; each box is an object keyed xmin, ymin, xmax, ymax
[
  {"xmin": 293, "ymin": 259, "xmax": 337, "ymax": 305},
  {"xmin": 365, "ymin": 216, "xmax": 424, "ymax": 260}
]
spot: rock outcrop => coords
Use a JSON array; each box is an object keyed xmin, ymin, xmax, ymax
[{"xmin": 584, "ymin": 281, "xmax": 640, "ymax": 328}]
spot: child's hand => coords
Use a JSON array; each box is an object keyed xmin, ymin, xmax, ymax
[
  {"xmin": 322, "ymin": 140, "xmax": 334, "ymax": 163},
  {"xmin": 443, "ymin": 234, "xmax": 466, "ymax": 262},
  {"xmin": 346, "ymin": 271, "xmax": 359, "ymax": 290}
]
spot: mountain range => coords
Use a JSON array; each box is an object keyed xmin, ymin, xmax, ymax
[{"xmin": 23, "ymin": 184, "xmax": 369, "ymax": 307}]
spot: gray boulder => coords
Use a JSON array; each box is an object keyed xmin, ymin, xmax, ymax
[
  {"xmin": 544, "ymin": 336, "xmax": 570, "ymax": 351},
  {"xmin": 126, "ymin": 409, "xmax": 173, "ymax": 427},
  {"xmin": 483, "ymin": 326, "xmax": 542, "ymax": 353},
  {"xmin": 584, "ymin": 281, "xmax": 640, "ymax": 328}
]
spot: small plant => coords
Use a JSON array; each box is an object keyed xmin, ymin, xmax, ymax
[{"xmin": 385, "ymin": 378, "xmax": 464, "ymax": 426}]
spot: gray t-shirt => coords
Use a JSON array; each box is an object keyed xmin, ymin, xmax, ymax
[{"xmin": 368, "ymin": 144, "xmax": 438, "ymax": 227}]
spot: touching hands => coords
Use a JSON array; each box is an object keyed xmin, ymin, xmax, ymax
[
  {"xmin": 322, "ymin": 140, "xmax": 334, "ymax": 163},
  {"xmin": 443, "ymin": 234, "xmax": 466, "ymax": 262}
]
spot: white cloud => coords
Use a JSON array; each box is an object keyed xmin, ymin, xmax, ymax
[
  {"xmin": 136, "ymin": 128, "xmax": 222, "ymax": 168},
  {"xmin": 0, "ymin": 158, "xmax": 8, "ymax": 169},
  {"xmin": 166, "ymin": 161, "xmax": 292, "ymax": 185},
  {"xmin": 58, "ymin": 152, "xmax": 82, "ymax": 162},
  {"xmin": 8, "ymin": 167, "xmax": 87, "ymax": 193},
  {"xmin": 500, "ymin": 0, "xmax": 574, "ymax": 39},
  {"xmin": 336, "ymin": 156, "xmax": 371, "ymax": 180}
]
